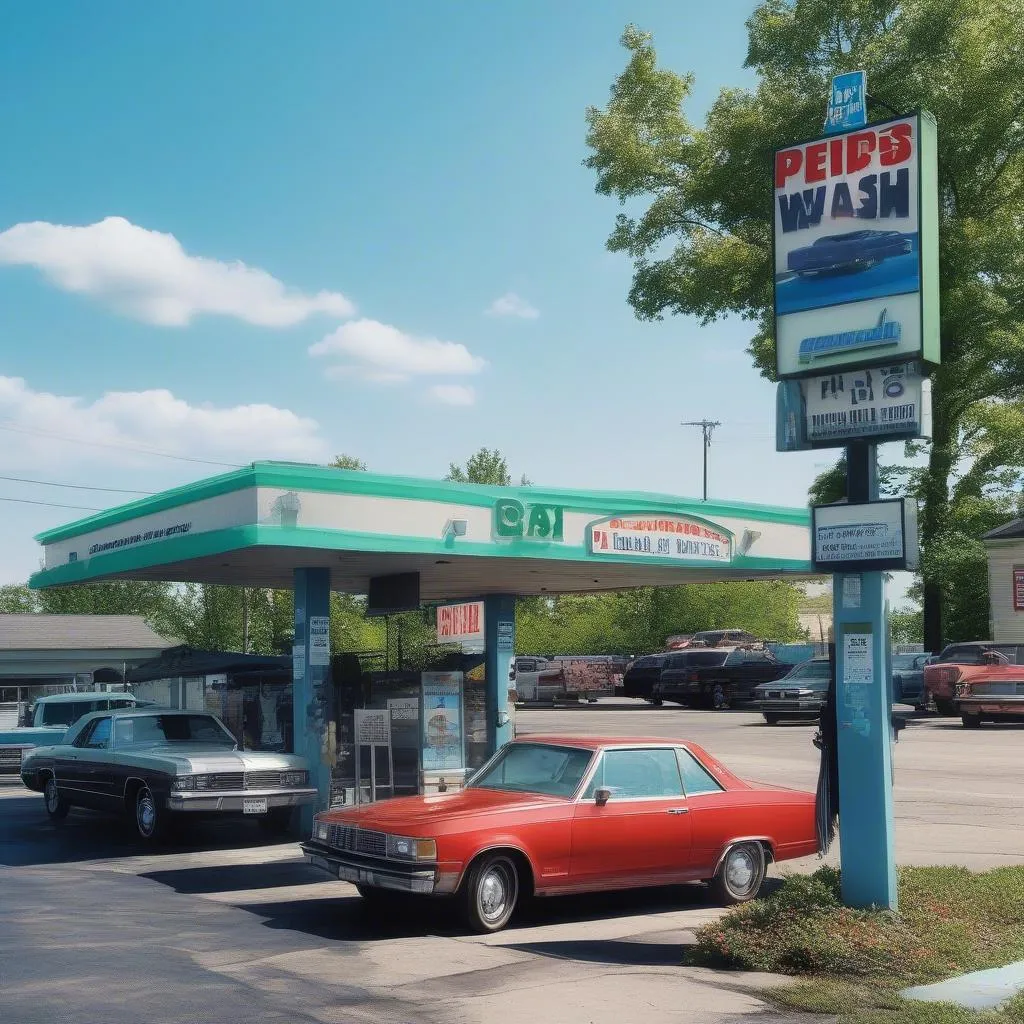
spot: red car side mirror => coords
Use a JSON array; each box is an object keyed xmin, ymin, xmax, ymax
[{"xmin": 594, "ymin": 788, "xmax": 611, "ymax": 806}]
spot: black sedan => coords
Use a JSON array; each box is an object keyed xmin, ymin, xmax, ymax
[
  {"xmin": 20, "ymin": 708, "xmax": 317, "ymax": 841},
  {"xmin": 754, "ymin": 659, "xmax": 832, "ymax": 724}
]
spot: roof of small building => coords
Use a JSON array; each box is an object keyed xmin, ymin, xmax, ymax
[
  {"xmin": 0, "ymin": 614, "xmax": 175, "ymax": 651},
  {"xmin": 982, "ymin": 519, "xmax": 1024, "ymax": 541}
]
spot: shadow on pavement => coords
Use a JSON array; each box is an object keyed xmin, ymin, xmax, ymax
[
  {"xmin": 142, "ymin": 860, "xmax": 322, "ymax": 895},
  {"xmin": 0, "ymin": 790, "xmax": 295, "ymax": 867},
  {"xmin": 212, "ymin": 881, "xmax": 716, "ymax": 944},
  {"xmin": 504, "ymin": 938, "xmax": 684, "ymax": 967}
]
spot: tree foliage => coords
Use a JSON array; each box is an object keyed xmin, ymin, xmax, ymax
[
  {"xmin": 586, "ymin": 4, "xmax": 1024, "ymax": 649},
  {"xmin": 446, "ymin": 448, "xmax": 518, "ymax": 485},
  {"xmin": 0, "ymin": 584, "xmax": 36, "ymax": 613},
  {"xmin": 517, "ymin": 581, "xmax": 804, "ymax": 654},
  {"xmin": 329, "ymin": 454, "xmax": 367, "ymax": 471}
]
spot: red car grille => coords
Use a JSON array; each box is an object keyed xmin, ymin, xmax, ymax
[{"xmin": 323, "ymin": 824, "xmax": 388, "ymax": 857}]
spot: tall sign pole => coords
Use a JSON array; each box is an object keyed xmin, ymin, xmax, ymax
[{"xmin": 773, "ymin": 72, "xmax": 940, "ymax": 910}]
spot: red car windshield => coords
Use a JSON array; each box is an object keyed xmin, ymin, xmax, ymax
[{"xmin": 471, "ymin": 743, "xmax": 594, "ymax": 798}]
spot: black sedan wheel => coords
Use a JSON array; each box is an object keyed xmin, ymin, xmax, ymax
[
  {"xmin": 763, "ymin": 713, "xmax": 781, "ymax": 726},
  {"xmin": 43, "ymin": 775, "xmax": 69, "ymax": 820},
  {"xmin": 461, "ymin": 854, "xmax": 519, "ymax": 933},
  {"xmin": 135, "ymin": 786, "xmax": 167, "ymax": 842},
  {"xmin": 710, "ymin": 842, "xmax": 766, "ymax": 905}
]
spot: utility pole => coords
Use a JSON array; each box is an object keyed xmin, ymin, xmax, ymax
[{"xmin": 681, "ymin": 420, "xmax": 721, "ymax": 501}]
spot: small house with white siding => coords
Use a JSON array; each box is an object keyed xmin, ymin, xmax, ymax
[{"xmin": 982, "ymin": 520, "xmax": 1024, "ymax": 642}]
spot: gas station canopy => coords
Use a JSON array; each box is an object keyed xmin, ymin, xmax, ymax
[{"xmin": 30, "ymin": 462, "xmax": 812, "ymax": 598}]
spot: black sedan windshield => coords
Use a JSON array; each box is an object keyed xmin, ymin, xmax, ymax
[
  {"xmin": 114, "ymin": 714, "xmax": 236, "ymax": 749},
  {"xmin": 782, "ymin": 660, "xmax": 832, "ymax": 683},
  {"xmin": 471, "ymin": 743, "xmax": 593, "ymax": 797}
]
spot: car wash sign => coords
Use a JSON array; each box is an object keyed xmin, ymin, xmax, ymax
[
  {"xmin": 773, "ymin": 113, "xmax": 939, "ymax": 379},
  {"xmin": 588, "ymin": 515, "xmax": 732, "ymax": 564}
]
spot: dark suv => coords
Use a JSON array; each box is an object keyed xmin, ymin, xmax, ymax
[
  {"xmin": 622, "ymin": 655, "xmax": 668, "ymax": 703},
  {"xmin": 655, "ymin": 647, "xmax": 792, "ymax": 708}
]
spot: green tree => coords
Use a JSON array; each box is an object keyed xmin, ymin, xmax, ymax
[
  {"xmin": 446, "ymin": 448, "xmax": 514, "ymax": 485},
  {"xmin": 36, "ymin": 580, "xmax": 177, "ymax": 635},
  {"xmin": 516, "ymin": 581, "xmax": 803, "ymax": 655},
  {"xmin": 330, "ymin": 454, "xmax": 367, "ymax": 471},
  {"xmin": 0, "ymin": 584, "xmax": 36, "ymax": 613},
  {"xmin": 586, "ymin": 6, "xmax": 1024, "ymax": 653},
  {"xmin": 890, "ymin": 607, "xmax": 923, "ymax": 645}
]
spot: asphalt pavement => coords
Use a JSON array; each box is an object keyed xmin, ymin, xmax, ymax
[{"xmin": 2, "ymin": 704, "xmax": 1021, "ymax": 1024}]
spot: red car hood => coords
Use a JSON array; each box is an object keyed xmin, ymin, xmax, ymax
[{"xmin": 318, "ymin": 787, "xmax": 565, "ymax": 832}]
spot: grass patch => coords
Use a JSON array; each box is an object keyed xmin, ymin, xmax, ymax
[{"xmin": 689, "ymin": 865, "xmax": 1024, "ymax": 1023}]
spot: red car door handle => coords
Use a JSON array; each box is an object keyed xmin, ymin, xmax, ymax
[{"xmin": 667, "ymin": 807, "xmax": 690, "ymax": 815}]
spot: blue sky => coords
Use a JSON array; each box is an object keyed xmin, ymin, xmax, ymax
[{"xmin": 0, "ymin": 2, "xmax": 912, "ymax": 603}]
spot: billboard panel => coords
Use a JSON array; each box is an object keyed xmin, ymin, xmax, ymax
[
  {"xmin": 776, "ymin": 362, "xmax": 932, "ymax": 450},
  {"xmin": 774, "ymin": 113, "xmax": 939, "ymax": 378}
]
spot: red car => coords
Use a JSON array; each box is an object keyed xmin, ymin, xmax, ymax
[
  {"xmin": 301, "ymin": 736, "xmax": 818, "ymax": 932},
  {"xmin": 924, "ymin": 642, "xmax": 1024, "ymax": 716}
]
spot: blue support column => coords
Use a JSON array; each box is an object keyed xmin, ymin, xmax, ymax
[
  {"xmin": 834, "ymin": 571, "xmax": 896, "ymax": 908},
  {"xmin": 293, "ymin": 567, "xmax": 332, "ymax": 834},
  {"xmin": 484, "ymin": 595, "xmax": 516, "ymax": 754},
  {"xmin": 831, "ymin": 441, "xmax": 898, "ymax": 909}
]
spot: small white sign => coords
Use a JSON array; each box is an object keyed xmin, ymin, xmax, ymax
[
  {"xmin": 813, "ymin": 499, "xmax": 918, "ymax": 571},
  {"xmin": 292, "ymin": 644, "xmax": 306, "ymax": 679},
  {"xmin": 354, "ymin": 708, "xmax": 390, "ymax": 745},
  {"xmin": 841, "ymin": 575, "xmax": 862, "ymax": 609},
  {"xmin": 388, "ymin": 697, "xmax": 419, "ymax": 721},
  {"xmin": 843, "ymin": 632, "xmax": 873, "ymax": 687},
  {"xmin": 309, "ymin": 616, "xmax": 331, "ymax": 667},
  {"xmin": 436, "ymin": 601, "xmax": 485, "ymax": 645}
]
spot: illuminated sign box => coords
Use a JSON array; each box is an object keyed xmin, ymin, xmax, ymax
[
  {"xmin": 776, "ymin": 361, "xmax": 931, "ymax": 450},
  {"xmin": 812, "ymin": 498, "xmax": 919, "ymax": 573},
  {"xmin": 773, "ymin": 113, "xmax": 940, "ymax": 379}
]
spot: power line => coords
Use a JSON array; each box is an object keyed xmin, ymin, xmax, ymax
[
  {"xmin": 0, "ymin": 422, "xmax": 242, "ymax": 468},
  {"xmin": 0, "ymin": 495, "xmax": 105, "ymax": 512},
  {"xmin": 0, "ymin": 473, "xmax": 155, "ymax": 495}
]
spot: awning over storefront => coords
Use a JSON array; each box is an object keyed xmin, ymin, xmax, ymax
[
  {"xmin": 126, "ymin": 646, "xmax": 290, "ymax": 683},
  {"xmin": 30, "ymin": 461, "xmax": 813, "ymax": 598}
]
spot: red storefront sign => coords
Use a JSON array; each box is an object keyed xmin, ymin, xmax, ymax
[
  {"xmin": 1013, "ymin": 569, "xmax": 1024, "ymax": 612},
  {"xmin": 436, "ymin": 601, "xmax": 485, "ymax": 644}
]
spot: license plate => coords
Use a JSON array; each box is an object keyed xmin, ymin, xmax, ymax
[
  {"xmin": 243, "ymin": 797, "xmax": 268, "ymax": 815},
  {"xmin": 336, "ymin": 864, "xmax": 373, "ymax": 885}
]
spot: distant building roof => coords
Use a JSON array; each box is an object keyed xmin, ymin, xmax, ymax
[
  {"xmin": 0, "ymin": 615, "xmax": 175, "ymax": 651},
  {"xmin": 983, "ymin": 519, "xmax": 1024, "ymax": 541}
]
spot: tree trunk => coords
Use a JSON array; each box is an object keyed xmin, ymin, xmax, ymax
[{"xmin": 919, "ymin": 383, "xmax": 955, "ymax": 654}]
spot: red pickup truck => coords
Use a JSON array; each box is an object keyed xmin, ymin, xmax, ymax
[{"xmin": 923, "ymin": 641, "xmax": 1024, "ymax": 722}]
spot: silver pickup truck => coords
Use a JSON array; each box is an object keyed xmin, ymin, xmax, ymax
[{"xmin": 0, "ymin": 692, "xmax": 143, "ymax": 776}]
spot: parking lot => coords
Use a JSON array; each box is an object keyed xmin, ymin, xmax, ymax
[{"xmin": 2, "ymin": 706, "xmax": 1021, "ymax": 1024}]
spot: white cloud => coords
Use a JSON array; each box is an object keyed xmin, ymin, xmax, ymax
[
  {"xmin": 0, "ymin": 375, "xmax": 330, "ymax": 470},
  {"xmin": 310, "ymin": 318, "xmax": 485, "ymax": 379},
  {"xmin": 0, "ymin": 216, "xmax": 354, "ymax": 327},
  {"xmin": 485, "ymin": 291, "xmax": 539, "ymax": 319},
  {"xmin": 428, "ymin": 384, "xmax": 476, "ymax": 406}
]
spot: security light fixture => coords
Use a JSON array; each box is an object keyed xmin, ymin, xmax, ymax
[{"xmin": 443, "ymin": 518, "xmax": 469, "ymax": 538}]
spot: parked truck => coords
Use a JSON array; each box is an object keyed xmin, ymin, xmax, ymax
[{"xmin": 511, "ymin": 655, "xmax": 628, "ymax": 703}]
